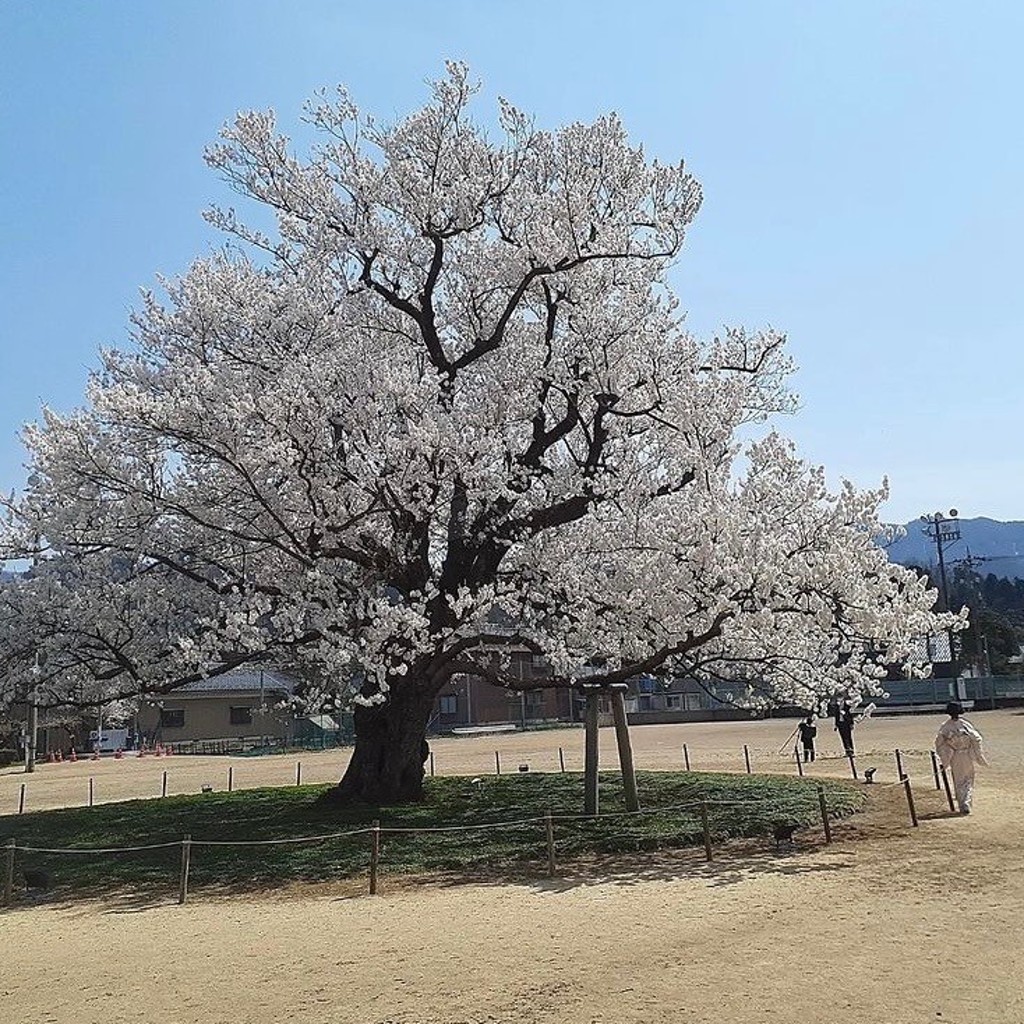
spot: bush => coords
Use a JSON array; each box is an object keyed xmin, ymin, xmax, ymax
[{"xmin": 0, "ymin": 748, "xmax": 19, "ymax": 767}]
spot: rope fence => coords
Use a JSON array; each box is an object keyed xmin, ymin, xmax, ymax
[
  {"xmin": 1, "ymin": 774, "xmax": 932, "ymax": 908},
  {"xmin": 4, "ymin": 743, "xmax": 945, "ymax": 816}
]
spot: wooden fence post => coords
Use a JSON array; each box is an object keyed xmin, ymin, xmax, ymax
[
  {"xmin": 794, "ymin": 746, "xmax": 804, "ymax": 777},
  {"xmin": 743, "ymin": 744, "xmax": 752, "ymax": 774},
  {"xmin": 930, "ymin": 751, "xmax": 941, "ymax": 790},
  {"xmin": 369, "ymin": 819, "xmax": 380, "ymax": 895},
  {"xmin": 545, "ymin": 811, "xmax": 556, "ymax": 878},
  {"xmin": 902, "ymin": 775, "xmax": 919, "ymax": 827},
  {"xmin": 178, "ymin": 834, "xmax": 192, "ymax": 905},
  {"xmin": 699, "ymin": 799, "xmax": 713, "ymax": 861},
  {"xmin": 682, "ymin": 743, "xmax": 690, "ymax": 771},
  {"xmin": 3, "ymin": 839, "xmax": 14, "ymax": 905},
  {"xmin": 817, "ymin": 786, "xmax": 833, "ymax": 844},
  {"xmin": 940, "ymin": 765, "xmax": 956, "ymax": 812}
]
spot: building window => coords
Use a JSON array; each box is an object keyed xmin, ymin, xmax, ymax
[
  {"xmin": 684, "ymin": 693, "xmax": 703, "ymax": 711},
  {"xmin": 439, "ymin": 694, "xmax": 458, "ymax": 715},
  {"xmin": 159, "ymin": 708, "xmax": 185, "ymax": 729},
  {"xmin": 665, "ymin": 694, "xmax": 682, "ymax": 710},
  {"xmin": 229, "ymin": 706, "xmax": 253, "ymax": 726},
  {"xmin": 525, "ymin": 690, "xmax": 544, "ymax": 708}
]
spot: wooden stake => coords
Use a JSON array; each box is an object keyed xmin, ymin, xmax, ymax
[
  {"xmin": 743, "ymin": 744, "xmax": 752, "ymax": 774},
  {"xmin": 228, "ymin": 765, "xmax": 234, "ymax": 792},
  {"xmin": 88, "ymin": 777, "xmax": 94, "ymax": 807},
  {"xmin": 940, "ymin": 765, "xmax": 956, "ymax": 812},
  {"xmin": 584, "ymin": 691, "xmax": 600, "ymax": 815},
  {"xmin": 847, "ymin": 753, "xmax": 858, "ymax": 780},
  {"xmin": 818, "ymin": 786, "xmax": 832, "ymax": 844},
  {"xmin": 558, "ymin": 747, "xmax": 565, "ymax": 773},
  {"xmin": 682, "ymin": 743, "xmax": 690, "ymax": 771},
  {"xmin": 895, "ymin": 748, "xmax": 905, "ymax": 780},
  {"xmin": 494, "ymin": 750, "xmax": 501, "ymax": 776},
  {"xmin": 295, "ymin": 761, "xmax": 302, "ymax": 786},
  {"xmin": 178, "ymin": 834, "xmax": 192, "ymax": 905},
  {"xmin": 699, "ymin": 799, "xmax": 713, "ymax": 861},
  {"xmin": 369, "ymin": 819, "xmax": 380, "ymax": 895},
  {"xmin": 3, "ymin": 839, "xmax": 14, "ymax": 905},
  {"xmin": 429, "ymin": 751, "xmax": 435, "ymax": 777},
  {"xmin": 162, "ymin": 770, "xmax": 168, "ymax": 798},
  {"xmin": 930, "ymin": 750, "xmax": 941, "ymax": 790},
  {"xmin": 545, "ymin": 810, "xmax": 556, "ymax": 877},
  {"xmin": 18, "ymin": 783, "xmax": 25, "ymax": 815},
  {"xmin": 794, "ymin": 746, "xmax": 804, "ymax": 777},
  {"xmin": 610, "ymin": 688, "xmax": 639, "ymax": 812},
  {"xmin": 902, "ymin": 775, "xmax": 919, "ymax": 827}
]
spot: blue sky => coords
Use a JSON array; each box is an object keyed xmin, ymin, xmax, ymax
[{"xmin": 2, "ymin": 0, "xmax": 1022, "ymax": 524}]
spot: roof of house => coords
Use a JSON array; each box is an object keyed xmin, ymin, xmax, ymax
[{"xmin": 177, "ymin": 668, "xmax": 298, "ymax": 695}]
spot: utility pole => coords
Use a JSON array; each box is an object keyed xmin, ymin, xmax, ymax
[{"xmin": 920, "ymin": 509, "xmax": 961, "ymax": 687}]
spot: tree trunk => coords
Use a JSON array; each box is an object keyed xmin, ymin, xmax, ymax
[{"xmin": 319, "ymin": 681, "xmax": 437, "ymax": 806}]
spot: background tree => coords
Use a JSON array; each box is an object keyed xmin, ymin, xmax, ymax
[{"xmin": 0, "ymin": 65, "xmax": 958, "ymax": 804}]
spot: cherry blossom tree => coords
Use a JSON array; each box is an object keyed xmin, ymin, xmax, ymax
[{"xmin": 0, "ymin": 64, "xmax": 960, "ymax": 803}]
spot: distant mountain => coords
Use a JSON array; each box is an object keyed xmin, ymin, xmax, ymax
[{"xmin": 883, "ymin": 517, "xmax": 1024, "ymax": 581}]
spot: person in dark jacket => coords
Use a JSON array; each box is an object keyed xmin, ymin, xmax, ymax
[
  {"xmin": 834, "ymin": 701, "xmax": 855, "ymax": 757},
  {"xmin": 797, "ymin": 715, "xmax": 817, "ymax": 762}
]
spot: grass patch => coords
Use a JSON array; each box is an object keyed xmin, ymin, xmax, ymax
[{"xmin": 0, "ymin": 772, "xmax": 863, "ymax": 901}]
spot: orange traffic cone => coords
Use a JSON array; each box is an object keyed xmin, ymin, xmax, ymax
[
  {"xmin": 114, "ymin": 748, "xmax": 123, "ymax": 760},
  {"xmin": 69, "ymin": 748, "xmax": 77, "ymax": 762},
  {"xmin": 91, "ymin": 749, "xmax": 100, "ymax": 760},
  {"xmin": 47, "ymin": 752, "xmax": 56, "ymax": 764}
]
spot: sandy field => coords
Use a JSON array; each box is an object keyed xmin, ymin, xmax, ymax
[{"xmin": 2, "ymin": 710, "xmax": 1023, "ymax": 1023}]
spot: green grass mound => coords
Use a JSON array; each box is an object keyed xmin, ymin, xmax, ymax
[{"xmin": 0, "ymin": 772, "xmax": 863, "ymax": 900}]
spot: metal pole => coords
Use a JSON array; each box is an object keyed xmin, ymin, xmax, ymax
[
  {"xmin": 369, "ymin": 819, "xmax": 380, "ymax": 895},
  {"xmin": 699, "ymin": 799, "xmax": 713, "ymax": 861},
  {"xmin": 818, "ymin": 786, "xmax": 832, "ymax": 844},
  {"xmin": 3, "ymin": 840, "xmax": 15, "ymax": 905},
  {"xmin": 545, "ymin": 811, "xmax": 556, "ymax": 877},
  {"xmin": 178, "ymin": 834, "xmax": 192, "ymax": 905}
]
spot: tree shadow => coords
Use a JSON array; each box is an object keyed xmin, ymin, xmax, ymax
[{"xmin": 412, "ymin": 838, "xmax": 857, "ymax": 896}]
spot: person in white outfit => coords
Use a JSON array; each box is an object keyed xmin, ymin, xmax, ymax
[{"xmin": 935, "ymin": 702, "xmax": 988, "ymax": 815}]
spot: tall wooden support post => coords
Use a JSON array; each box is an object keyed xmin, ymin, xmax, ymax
[
  {"xmin": 930, "ymin": 751, "xmax": 941, "ymax": 790},
  {"xmin": 895, "ymin": 748, "xmax": 905, "ymax": 780},
  {"xmin": 610, "ymin": 686, "xmax": 639, "ymax": 812},
  {"xmin": 583, "ymin": 689, "xmax": 600, "ymax": 815}
]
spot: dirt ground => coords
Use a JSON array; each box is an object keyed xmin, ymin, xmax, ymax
[{"xmin": 2, "ymin": 710, "xmax": 1023, "ymax": 1023}]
